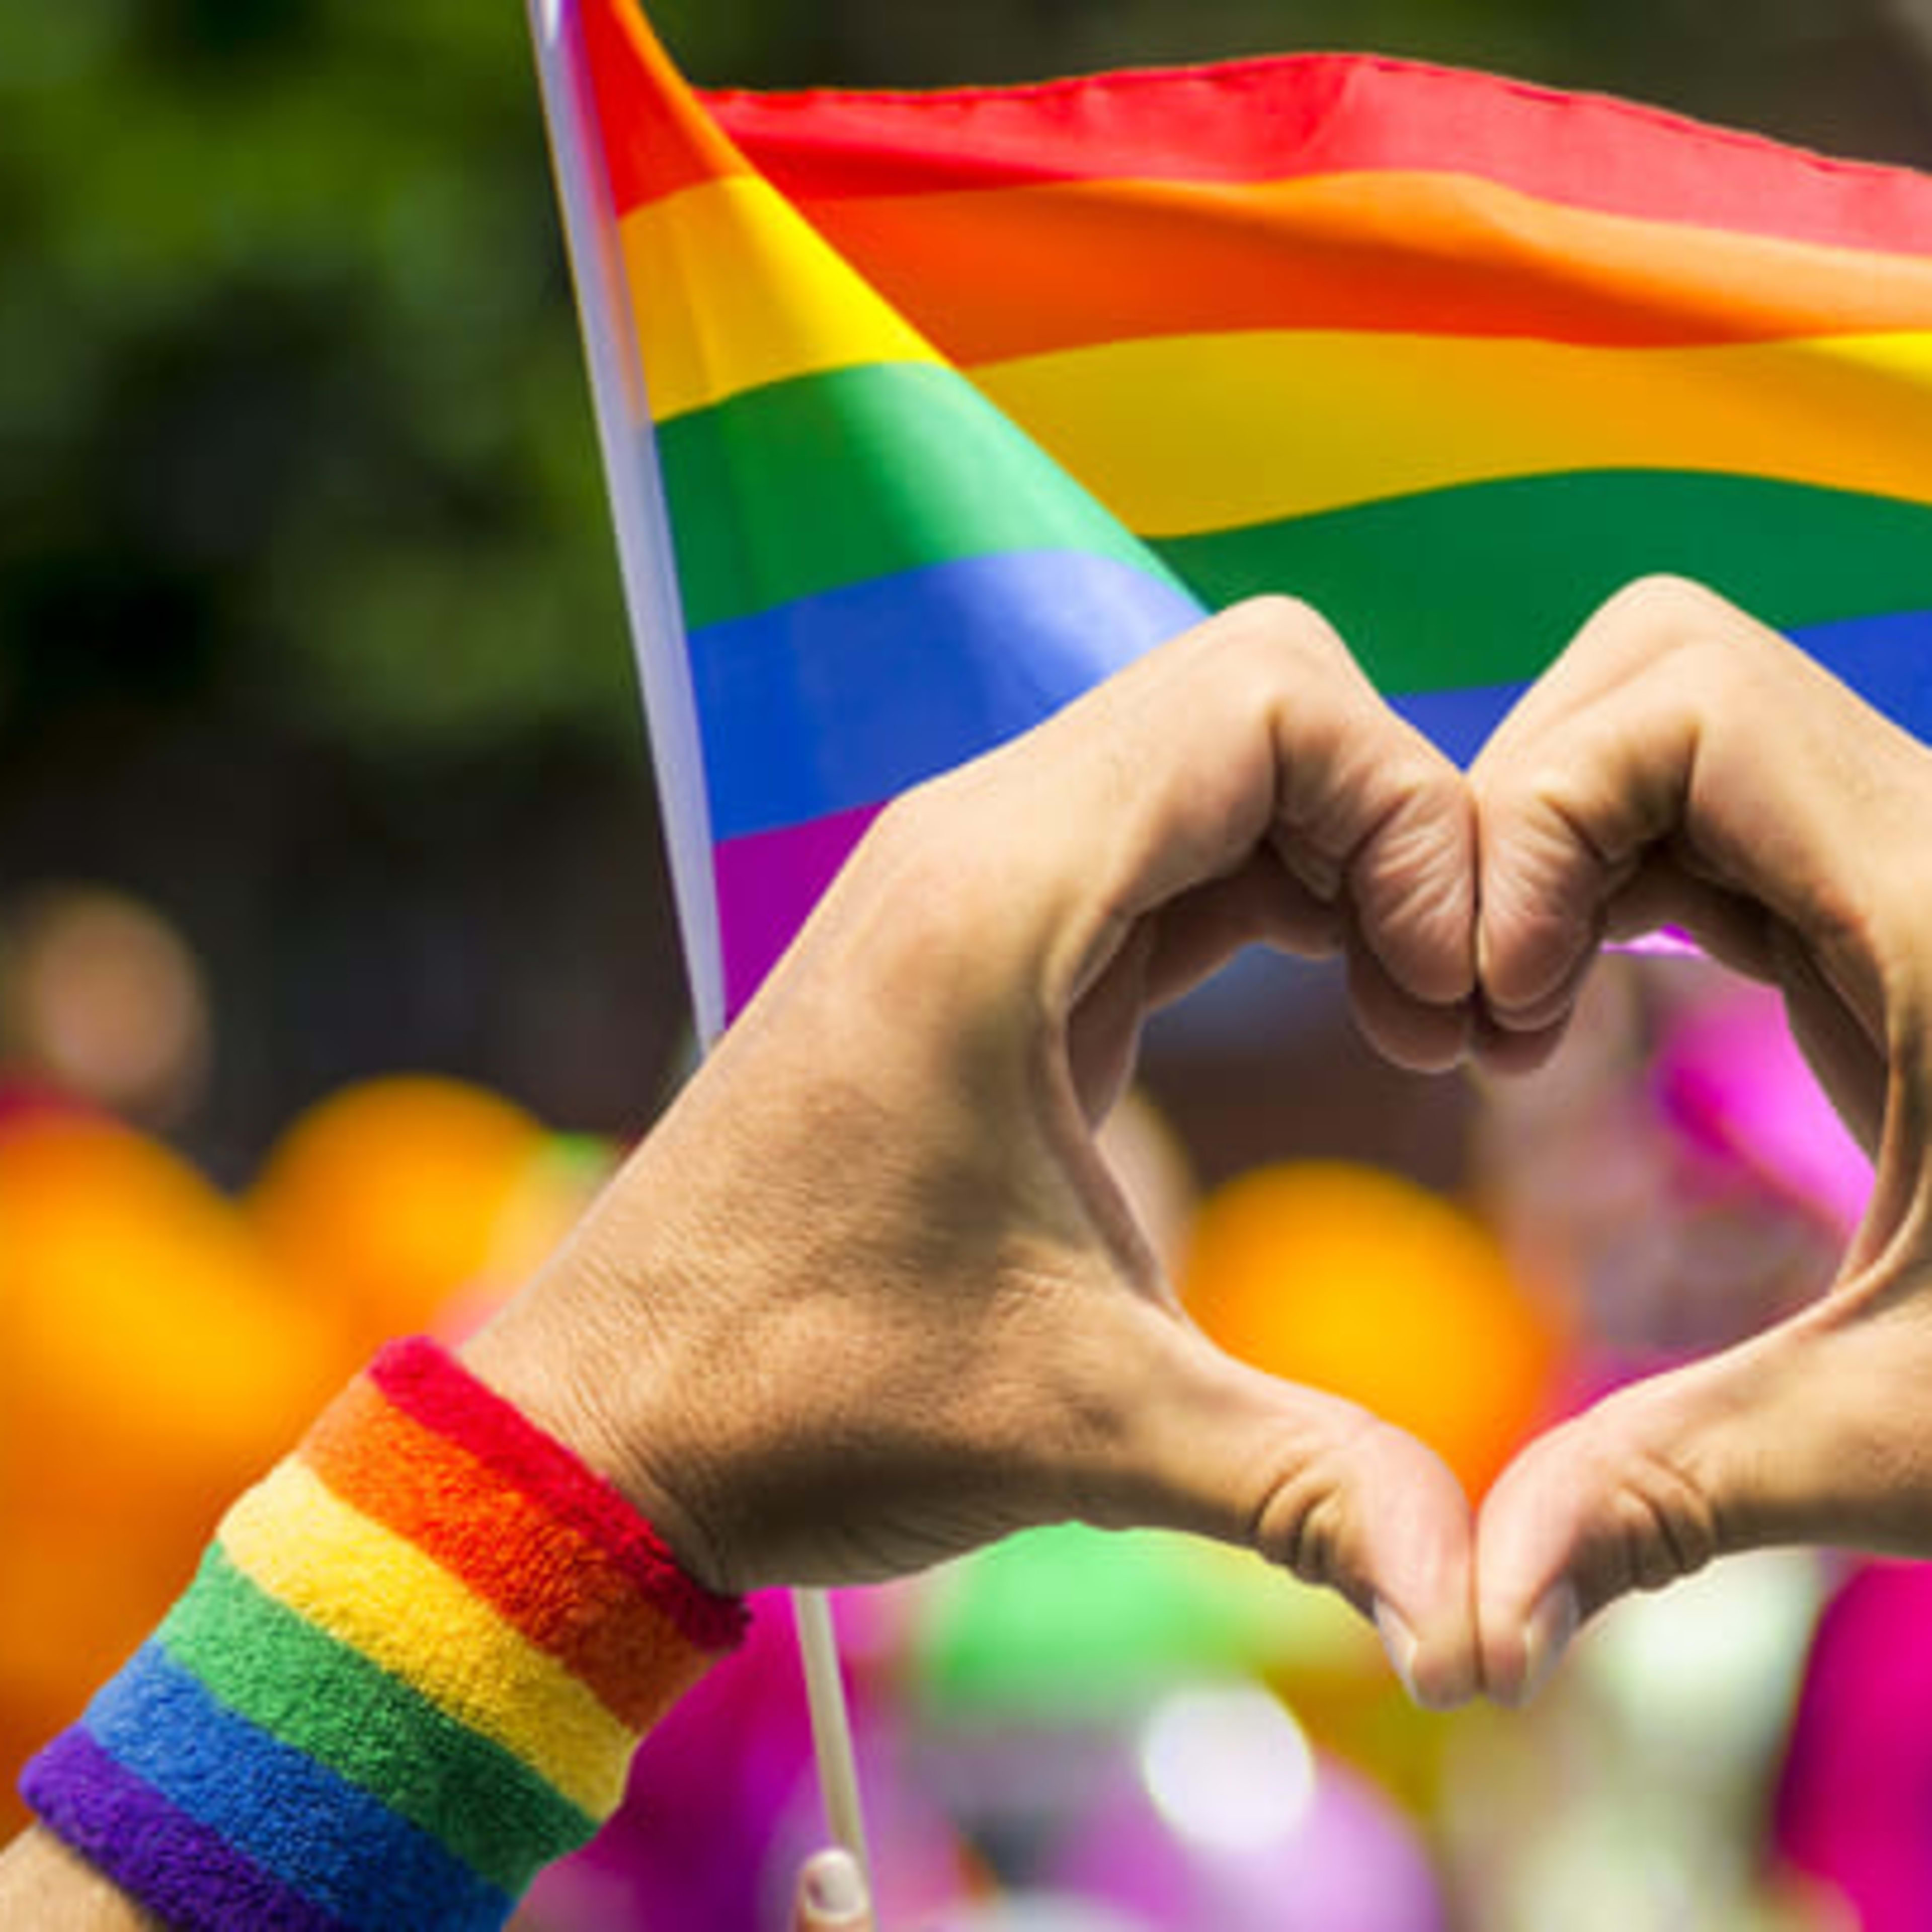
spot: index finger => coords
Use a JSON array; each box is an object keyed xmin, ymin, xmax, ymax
[
  {"xmin": 912, "ymin": 595, "xmax": 1479, "ymax": 1039},
  {"xmin": 1470, "ymin": 576, "xmax": 1913, "ymax": 1044}
]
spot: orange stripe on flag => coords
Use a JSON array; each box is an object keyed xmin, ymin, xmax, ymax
[{"xmin": 793, "ymin": 170, "xmax": 1932, "ymax": 364}]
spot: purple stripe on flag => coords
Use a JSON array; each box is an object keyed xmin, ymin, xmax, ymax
[
  {"xmin": 21, "ymin": 1726, "xmax": 354, "ymax": 1932},
  {"xmin": 715, "ymin": 803, "xmax": 883, "ymax": 1017}
]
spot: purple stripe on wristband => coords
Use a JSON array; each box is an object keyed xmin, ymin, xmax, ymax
[{"xmin": 20, "ymin": 1726, "xmax": 354, "ymax": 1932}]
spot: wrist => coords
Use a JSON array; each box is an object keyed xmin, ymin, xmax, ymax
[
  {"xmin": 22, "ymin": 1337, "xmax": 745, "ymax": 1932},
  {"xmin": 457, "ymin": 1224, "xmax": 738, "ymax": 1596}
]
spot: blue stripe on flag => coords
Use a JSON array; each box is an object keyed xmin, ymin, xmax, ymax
[
  {"xmin": 1790, "ymin": 608, "xmax": 1932, "ymax": 735},
  {"xmin": 1394, "ymin": 609, "xmax": 1932, "ymax": 767},
  {"xmin": 690, "ymin": 548, "xmax": 1204, "ymax": 839},
  {"xmin": 692, "ymin": 572, "xmax": 1932, "ymax": 834}
]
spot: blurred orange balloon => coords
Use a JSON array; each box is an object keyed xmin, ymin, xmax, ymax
[
  {"xmin": 248, "ymin": 1076, "xmax": 564, "ymax": 1356},
  {"xmin": 1180, "ymin": 1162, "xmax": 1562, "ymax": 1500},
  {"xmin": 0, "ymin": 1079, "xmax": 611, "ymax": 1830},
  {"xmin": 0, "ymin": 1114, "xmax": 339, "ymax": 1827}
]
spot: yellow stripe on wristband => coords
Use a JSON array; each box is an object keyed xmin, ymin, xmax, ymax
[{"xmin": 217, "ymin": 1459, "xmax": 634, "ymax": 1817}]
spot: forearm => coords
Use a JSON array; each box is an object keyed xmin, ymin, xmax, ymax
[
  {"xmin": 0, "ymin": 1827, "xmax": 160, "ymax": 1928},
  {"xmin": 9, "ymin": 1337, "xmax": 744, "ymax": 1932}
]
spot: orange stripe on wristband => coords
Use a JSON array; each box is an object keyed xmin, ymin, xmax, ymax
[
  {"xmin": 369, "ymin": 1338, "xmax": 745, "ymax": 1655},
  {"xmin": 299, "ymin": 1379, "xmax": 705, "ymax": 1734}
]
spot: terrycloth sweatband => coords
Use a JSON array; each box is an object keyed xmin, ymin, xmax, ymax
[{"xmin": 22, "ymin": 1335, "xmax": 748, "ymax": 1931}]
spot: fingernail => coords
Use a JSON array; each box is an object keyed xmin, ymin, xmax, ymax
[
  {"xmin": 1374, "ymin": 1598, "xmax": 1421, "ymax": 1704},
  {"xmin": 1516, "ymin": 1583, "xmax": 1579, "ymax": 1706},
  {"xmin": 802, "ymin": 1847, "xmax": 870, "ymax": 1923}
]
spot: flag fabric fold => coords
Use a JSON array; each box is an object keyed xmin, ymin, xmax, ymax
[{"xmin": 576, "ymin": 0, "xmax": 1932, "ymax": 1018}]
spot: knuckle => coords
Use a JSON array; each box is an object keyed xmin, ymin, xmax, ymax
[
  {"xmin": 1247, "ymin": 1409, "xmax": 1380, "ymax": 1591},
  {"xmin": 832, "ymin": 791, "xmax": 979, "ymax": 967},
  {"xmin": 1576, "ymin": 1393, "xmax": 1724, "ymax": 1601},
  {"xmin": 1219, "ymin": 590, "xmax": 1338, "ymax": 642},
  {"xmin": 1597, "ymin": 571, "xmax": 1729, "ymax": 630},
  {"xmin": 1589, "ymin": 574, "xmax": 1768, "ymax": 665},
  {"xmin": 1388, "ymin": 757, "xmax": 1476, "ymax": 859},
  {"xmin": 1586, "ymin": 574, "xmax": 1784, "ymax": 697},
  {"xmin": 857, "ymin": 781, "xmax": 931, "ymax": 860},
  {"xmin": 849, "ymin": 794, "xmax": 944, "ymax": 916},
  {"xmin": 1616, "ymin": 1459, "xmax": 1719, "ymax": 1592},
  {"xmin": 1268, "ymin": 1473, "xmax": 1350, "ymax": 1590},
  {"xmin": 1571, "ymin": 574, "xmax": 1721, "ymax": 679},
  {"xmin": 1205, "ymin": 595, "xmax": 1352, "ymax": 689}
]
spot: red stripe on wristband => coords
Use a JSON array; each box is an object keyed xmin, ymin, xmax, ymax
[{"xmin": 369, "ymin": 1336, "xmax": 747, "ymax": 1652}]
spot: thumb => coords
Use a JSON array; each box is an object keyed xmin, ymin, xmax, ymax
[
  {"xmin": 1475, "ymin": 1294, "xmax": 1915, "ymax": 1704},
  {"xmin": 793, "ymin": 1847, "xmax": 872, "ymax": 1931},
  {"xmin": 1111, "ymin": 1320, "xmax": 1480, "ymax": 1709}
]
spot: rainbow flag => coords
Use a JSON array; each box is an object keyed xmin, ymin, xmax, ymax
[{"xmin": 543, "ymin": 0, "xmax": 1932, "ymax": 1025}]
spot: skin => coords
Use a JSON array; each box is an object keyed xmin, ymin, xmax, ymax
[
  {"xmin": 0, "ymin": 1832, "xmax": 162, "ymax": 1931},
  {"xmin": 0, "ymin": 1827, "xmax": 875, "ymax": 1931},
  {"xmin": 0, "ymin": 598, "xmax": 1484, "ymax": 1926},
  {"xmin": 14, "ymin": 580, "xmax": 1932, "ymax": 1920},
  {"xmin": 1471, "ymin": 576, "xmax": 1932, "ymax": 1700},
  {"xmin": 464, "ymin": 595, "xmax": 1482, "ymax": 1671}
]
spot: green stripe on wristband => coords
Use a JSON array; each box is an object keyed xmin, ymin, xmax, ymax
[{"xmin": 156, "ymin": 1544, "xmax": 597, "ymax": 1896}]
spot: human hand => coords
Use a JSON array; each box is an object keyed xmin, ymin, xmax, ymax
[
  {"xmin": 467, "ymin": 597, "xmax": 1484, "ymax": 1706},
  {"xmin": 1470, "ymin": 576, "xmax": 1932, "ymax": 1701}
]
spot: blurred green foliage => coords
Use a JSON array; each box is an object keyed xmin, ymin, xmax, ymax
[
  {"xmin": 3, "ymin": 0, "xmax": 1926, "ymax": 764},
  {"xmin": 0, "ymin": 0, "xmax": 1924, "ymax": 1150},
  {"xmin": 0, "ymin": 0, "xmax": 638, "ymax": 759}
]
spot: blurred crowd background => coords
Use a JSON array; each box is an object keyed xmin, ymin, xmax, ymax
[{"xmin": 6, "ymin": 2, "xmax": 1932, "ymax": 1927}]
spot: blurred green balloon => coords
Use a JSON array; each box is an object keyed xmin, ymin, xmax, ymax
[{"xmin": 913, "ymin": 1523, "xmax": 1376, "ymax": 1718}]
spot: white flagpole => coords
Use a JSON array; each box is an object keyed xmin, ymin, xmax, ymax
[
  {"xmin": 525, "ymin": 0, "xmax": 722, "ymax": 1042},
  {"xmin": 525, "ymin": 0, "xmax": 872, "ymax": 1884}
]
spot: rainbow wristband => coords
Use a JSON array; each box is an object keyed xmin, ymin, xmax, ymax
[{"xmin": 21, "ymin": 1336, "xmax": 747, "ymax": 1931}]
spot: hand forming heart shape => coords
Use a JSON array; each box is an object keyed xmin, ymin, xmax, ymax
[
  {"xmin": 1465, "ymin": 575, "xmax": 1932, "ymax": 1706},
  {"xmin": 468, "ymin": 574, "xmax": 1932, "ymax": 1713}
]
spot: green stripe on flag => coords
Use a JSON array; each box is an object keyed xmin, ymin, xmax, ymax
[
  {"xmin": 657, "ymin": 360, "xmax": 1178, "ymax": 631},
  {"xmin": 1157, "ymin": 470, "xmax": 1932, "ymax": 693}
]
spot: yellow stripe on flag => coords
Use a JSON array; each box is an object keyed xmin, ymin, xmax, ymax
[
  {"xmin": 975, "ymin": 328, "xmax": 1932, "ymax": 533},
  {"xmin": 622, "ymin": 175, "xmax": 941, "ymax": 420}
]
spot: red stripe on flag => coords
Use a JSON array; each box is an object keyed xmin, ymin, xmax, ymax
[
  {"xmin": 584, "ymin": 0, "xmax": 749, "ymax": 214},
  {"xmin": 708, "ymin": 52, "xmax": 1932, "ymax": 257}
]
